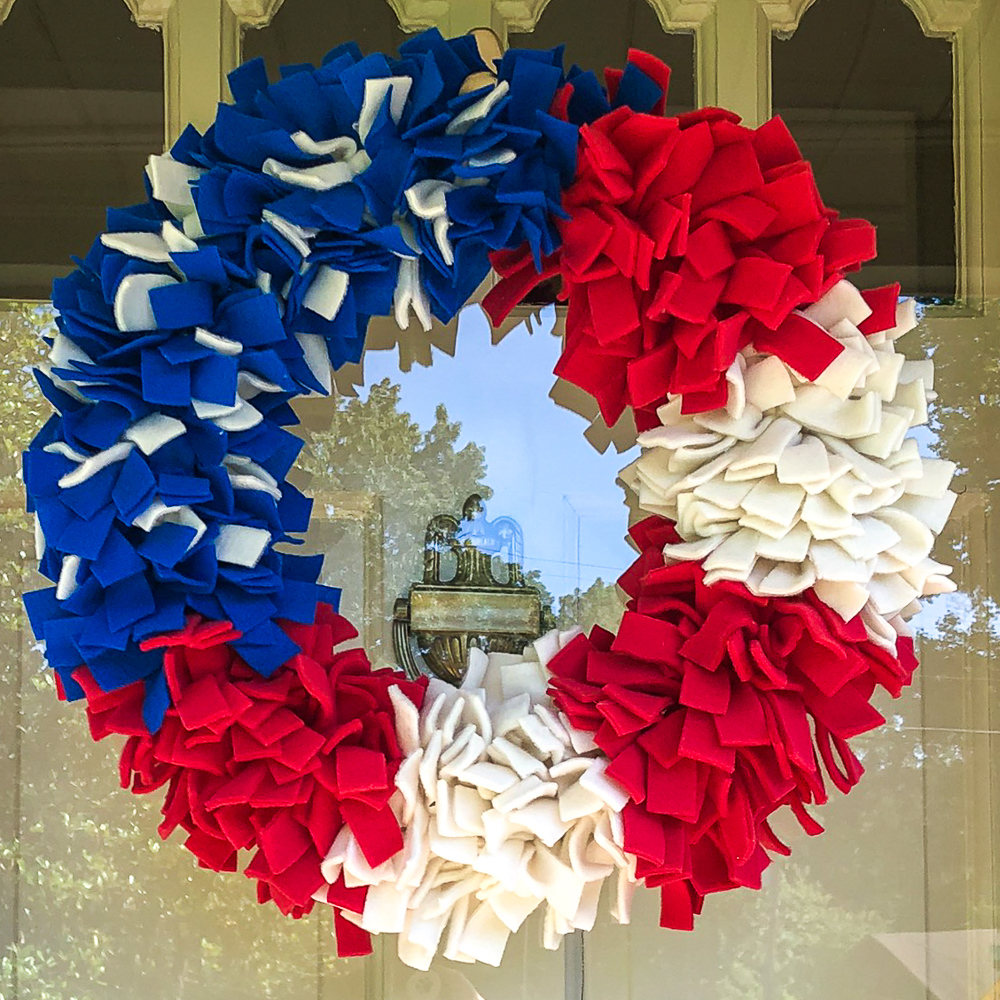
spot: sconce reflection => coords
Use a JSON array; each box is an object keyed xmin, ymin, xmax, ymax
[{"xmin": 393, "ymin": 494, "xmax": 543, "ymax": 684}]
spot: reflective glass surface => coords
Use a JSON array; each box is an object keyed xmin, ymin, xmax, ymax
[
  {"xmin": 0, "ymin": 0, "xmax": 163, "ymax": 300},
  {"xmin": 0, "ymin": 0, "xmax": 996, "ymax": 997},
  {"xmin": 772, "ymin": 0, "xmax": 957, "ymax": 301},
  {"xmin": 509, "ymin": 0, "xmax": 695, "ymax": 114},
  {"xmin": 242, "ymin": 0, "xmax": 408, "ymax": 74},
  {"xmin": 2, "ymin": 297, "xmax": 997, "ymax": 999}
]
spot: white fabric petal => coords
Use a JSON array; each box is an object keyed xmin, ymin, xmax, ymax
[
  {"xmin": 214, "ymin": 524, "xmax": 270, "ymax": 567},
  {"xmin": 446, "ymin": 81, "xmax": 509, "ymax": 135},
  {"xmin": 57, "ymin": 441, "xmax": 134, "ymax": 488},
  {"xmin": 223, "ymin": 454, "xmax": 279, "ymax": 492},
  {"xmin": 303, "ymin": 266, "xmax": 349, "ymax": 320},
  {"xmin": 404, "ymin": 179, "xmax": 451, "ymax": 220},
  {"xmin": 290, "ymin": 132, "xmax": 357, "ymax": 158},
  {"xmin": 467, "ymin": 148, "xmax": 516, "ymax": 168},
  {"xmin": 123, "ymin": 413, "xmax": 186, "ymax": 455},
  {"xmin": 182, "ymin": 210, "xmax": 205, "ymax": 240},
  {"xmin": 225, "ymin": 470, "xmax": 282, "ymax": 500},
  {"xmin": 358, "ymin": 75, "xmax": 412, "ymax": 143},
  {"xmin": 49, "ymin": 333, "xmax": 95, "ymax": 373},
  {"xmin": 56, "ymin": 554, "xmax": 81, "ymax": 601},
  {"xmin": 404, "ymin": 179, "xmax": 455, "ymax": 265},
  {"xmin": 194, "ymin": 327, "xmax": 243, "ymax": 356},
  {"xmin": 262, "ymin": 157, "xmax": 355, "ymax": 190},
  {"xmin": 113, "ymin": 273, "xmax": 177, "ymax": 332},
  {"xmin": 197, "ymin": 397, "xmax": 263, "ymax": 431},
  {"xmin": 260, "ymin": 210, "xmax": 317, "ymax": 259},
  {"xmin": 237, "ymin": 371, "xmax": 282, "ymax": 398},
  {"xmin": 393, "ymin": 256, "xmax": 433, "ymax": 332},
  {"xmin": 294, "ymin": 333, "xmax": 332, "ymax": 394},
  {"xmin": 319, "ymin": 632, "xmax": 634, "ymax": 968},
  {"xmin": 626, "ymin": 280, "xmax": 953, "ymax": 623},
  {"xmin": 146, "ymin": 153, "xmax": 203, "ymax": 216},
  {"xmin": 390, "ymin": 684, "xmax": 422, "ymax": 755},
  {"xmin": 101, "ymin": 231, "xmax": 173, "ymax": 263},
  {"xmin": 34, "ymin": 514, "xmax": 46, "ymax": 562},
  {"xmin": 162, "ymin": 220, "xmax": 199, "ymax": 254},
  {"xmin": 132, "ymin": 501, "xmax": 206, "ymax": 549},
  {"xmin": 801, "ymin": 279, "xmax": 872, "ymax": 329}
]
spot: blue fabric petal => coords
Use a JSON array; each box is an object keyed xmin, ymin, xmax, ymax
[
  {"xmin": 613, "ymin": 62, "xmax": 663, "ymax": 114},
  {"xmin": 23, "ymin": 30, "xmax": 653, "ymax": 734}
]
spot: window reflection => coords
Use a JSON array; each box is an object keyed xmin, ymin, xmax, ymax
[
  {"xmin": 508, "ymin": 0, "xmax": 695, "ymax": 114},
  {"xmin": 0, "ymin": 0, "xmax": 163, "ymax": 300},
  {"xmin": 0, "ymin": 304, "xmax": 369, "ymax": 1000},
  {"xmin": 242, "ymin": 0, "xmax": 407, "ymax": 73},
  {"xmin": 1, "ymin": 293, "xmax": 997, "ymax": 998},
  {"xmin": 772, "ymin": 0, "xmax": 956, "ymax": 301},
  {"xmin": 391, "ymin": 493, "xmax": 550, "ymax": 684},
  {"xmin": 300, "ymin": 307, "xmax": 635, "ymax": 673}
]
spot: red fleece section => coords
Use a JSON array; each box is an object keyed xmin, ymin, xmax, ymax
[
  {"xmin": 484, "ymin": 81, "xmax": 877, "ymax": 429},
  {"xmin": 547, "ymin": 516, "xmax": 917, "ymax": 927},
  {"xmin": 71, "ymin": 604, "xmax": 426, "ymax": 957}
]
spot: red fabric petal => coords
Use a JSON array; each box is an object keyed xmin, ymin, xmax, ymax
[
  {"xmin": 822, "ymin": 217, "xmax": 877, "ymax": 271},
  {"xmin": 858, "ymin": 283, "xmax": 901, "ymax": 335},
  {"xmin": 76, "ymin": 603, "xmax": 426, "ymax": 924},
  {"xmin": 487, "ymin": 96, "xmax": 879, "ymax": 422},
  {"xmin": 333, "ymin": 909, "xmax": 373, "ymax": 958},
  {"xmin": 626, "ymin": 48, "xmax": 672, "ymax": 116},
  {"xmin": 659, "ymin": 880, "xmax": 698, "ymax": 931},
  {"xmin": 342, "ymin": 799, "xmax": 405, "ymax": 868},
  {"xmin": 547, "ymin": 515, "xmax": 920, "ymax": 930},
  {"xmin": 258, "ymin": 810, "xmax": 312, "ymax": 875},
  {"xmin": 752, "ymin": 313, "xmax": 844, "ymax": 380}
]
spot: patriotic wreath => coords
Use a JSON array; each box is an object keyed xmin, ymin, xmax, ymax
[{"xmin": 22, "ymin": 31, "xmax": 956, "ymax": 969}]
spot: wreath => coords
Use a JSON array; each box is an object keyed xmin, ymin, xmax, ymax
[{"xmin": 22, "ymin": 29, "xmax": 956, "ymax": 970}]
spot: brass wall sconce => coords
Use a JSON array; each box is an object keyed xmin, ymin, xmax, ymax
[{"xmin": 393, "ymin": 494, "xmax": 543, "ymax": 684}]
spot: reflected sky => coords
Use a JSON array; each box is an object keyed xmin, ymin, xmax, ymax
[{"xmin": 361, "ymin": 305, "xmax": 638, "ymax": 597}]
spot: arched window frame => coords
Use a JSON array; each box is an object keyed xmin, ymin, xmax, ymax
[
  {"xmin": 764, "ymin": 0, "xmax": 988, "ymax": 310},
  {"xmin": 0, "ymin": 0, "xmax": 992, "ymax": 309},
  {"xmin": 0, "ymin": 2, "xmax": 994, "ymax": 994}
]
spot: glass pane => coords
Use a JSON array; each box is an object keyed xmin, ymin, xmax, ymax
[
  {"xmin": 242, "ymin": 0, "xmax": 408, "ymax": 73},
  {"xmin": 0, "ymin": 302, "xmax": 365, "ymax": 1000},
  {"xmin": 508, "ymin": 0, "xmax": 696, "ymax": 308},
  {"xmin": 579, "ymin": 302, "xmax": 1000, "ymax": 997},
  {"xmin": 772, "ymin": 0, "xmax": 956, "ymax": 301},
  {"xmin": 508, "ymin": 0, "xmax": 695, "ymax": 114},
  {"xmin": 0, "ymin": 0, "xmax": 164, "ymax": 300},
  {"xmin": 0, "ymin": 303, "xmax": 629, "ymax": 1000},
  {"xmin": 297, "ymin": 306, "xmax": 634, "ymax": 996},
  {"xmin": 306, "ymin": 310, "xmax": 635, "ymax": 672},
  {"xmin": 585, "ymin": 693, "xmax": 932, "ymax": 998},
  {"xmin": 10, "ymin": 300, "xmax": 997, "ymax": 997}
]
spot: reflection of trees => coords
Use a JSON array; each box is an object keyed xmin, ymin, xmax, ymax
[
  {"xmin": 607, "ymin": 701, "xmax": 940, "ymax": 1000},
  {"xmin": 302, "ymin": 379, "xmax": 492, "ymax": 615},
  {"xmin": 2, "ymin": 663, "xmax": 352, "ymax": 999},
  {"xmin": 1, "ymin": 302, "xmax": 994, "ymax": 998},
  {"xmin": 0, "ymin": 305, "xmax": 51, "ymax": 629},
  {"xmin": 681, "ymin": 588, "xmax": 992, "ymax": 1000},
  {"xmin": 913, "ymin": 312, "xmax": 1000, "ymax": 491},
  {"xmin": 703, "ymin": 864, "xmax": 882, "ymax": 1000},
  {"xmin": 0, "ymin": 305, "xmax": 357, "ymax": 998},
  {"xmin": 302, "ymin": 381, "xmax": 567, "ymax": 650},
  {"xmin": 557, "ymin": 576, "xmax": 624, "ymax": 635},
  {"xmin": 0, "ymin": 304, "xmax": 50, "ymax": 478},
  {"xmin": 523, "ymin": 568, "xmax": 557, "ymax": 633}
]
